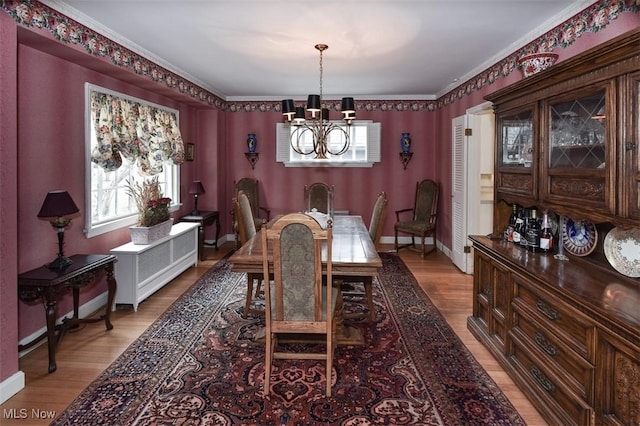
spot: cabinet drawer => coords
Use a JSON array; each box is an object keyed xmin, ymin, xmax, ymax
[
  {"xmin": 511, "ymin": 339, "xmax": 594, "ymax": 425},
  {"xmin": 513, "ymin": 275, "xmax": 595, "ymax": 359},
  {"xmin": 511, "ymin": 307, "xmax": 594, "ymax": 399}
]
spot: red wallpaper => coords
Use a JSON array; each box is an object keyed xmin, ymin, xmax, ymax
[{"xmin": 1, "ymin": 4, "xmax": 638, "ymax": 388}]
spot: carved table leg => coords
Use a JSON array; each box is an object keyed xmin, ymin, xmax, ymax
[
  {"xmin": 45, "ymin": 298, "xmax": 58, "ymax": 373},
  {"xmin": 103, "ymin": 262, "xmax": 116, "ymax": 330},
  {"xmin": 214, "ymin": 214, "xmax": 220, "ymax": 250},
  {"xmin": 364, "ymin": 276, "xmax": 375, "ymax": 322},
  {"xmin": 198, "ymin": 224, "xmax": 205, "ymax": 261}
]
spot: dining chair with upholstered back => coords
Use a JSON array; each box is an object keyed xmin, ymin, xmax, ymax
[
  {"xmin": 304, "ymin": 182, "xmax": 334, "ymax": 215},
  {"xmin": 394, "ymin": 179, "xmax": 439, "ymax": 258},
  {"xmin": 261, "ymin": 212, "xmax": 337, "ymax": 396},
  {"xmin": 233, "ymin": 190, "xmax": 264, "ymax": 317},
  {"xmin": 233, "ymin": 178, "xmax": 270, "ymax": 248}
]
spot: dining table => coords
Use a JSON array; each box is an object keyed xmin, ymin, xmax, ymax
[{"xmin": 228, "ymin": 214, "xmax": 382, "ymax": 345}]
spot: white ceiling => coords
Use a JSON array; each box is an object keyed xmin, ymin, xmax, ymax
[{"xmin": 42, "ymin": 0, "xmax": 596, "ymax": 101}]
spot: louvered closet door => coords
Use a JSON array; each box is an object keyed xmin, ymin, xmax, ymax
[
  {"xmin": 452, "ymin": 107, "xmax": 495, "ymax": 274},
  {"xmin": 452, "ymin": 115, "xmax": 468, "ymax": 273}
]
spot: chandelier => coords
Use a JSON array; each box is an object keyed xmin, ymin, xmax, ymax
[{"xmin": 281, "ymin": 44, "xmax": 356, "ymax": 159}]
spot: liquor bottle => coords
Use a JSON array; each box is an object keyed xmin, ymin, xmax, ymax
[
  {"xmin": 512, "ymin": 209, "xmax": 524, "ymax": 245},
  {"xmin": 540, "ymin": 211, "xmax": 554, "ymax": 253},
  {"xmin": 526, "ymin": 209, "xmax": 541, "ymax": 252},
  {"xmin": 505, "ymin": 204, "xmax": 518, "ymax": 242},
  {"xmin": 519, "ymin": 208, "xmax": 529, "ymax": 249}
]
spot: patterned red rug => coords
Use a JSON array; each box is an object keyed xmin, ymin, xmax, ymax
[{"xmin": 52, "ymin": 253, "xmax": 524, "ymax": 425}]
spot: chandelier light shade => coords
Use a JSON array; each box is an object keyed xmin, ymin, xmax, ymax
[
  {"xmin": 37, "ymin": 190, "xmax": 80, "ymax": 270},
  {"xmin": 282, "ymin": 44, "xmax": 356, "ymax": 159},
  {"xmin": 188, "ymin": 180, "xmax": 206, "ymax": 215}
]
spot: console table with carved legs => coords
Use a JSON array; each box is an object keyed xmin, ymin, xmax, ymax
[{"xmin": 17, "ymin": 254, "xmax": 117, "ymax": 373}]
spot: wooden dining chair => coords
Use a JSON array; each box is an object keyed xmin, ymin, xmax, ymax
[
  {"xmin": 261, "ymin": 213, "xmax": 337, "ymax": 397},
  {"xmin": 304, "ymin": 182, "xmax": 334, "ymax": 215},
  {"xmin": 394, "ymin": 179, "xmax": 439, "ymax": 258},
  {"xmin": 339, "ymin": 192, "xmax": 387, "ymax": 322},
  {"xmin": 232, "ymin": 178, "xmax": 270, "ymax": 248},
  {"xmin": 233, "ymin": 191, "xmax": 265, "ymax": 318}
]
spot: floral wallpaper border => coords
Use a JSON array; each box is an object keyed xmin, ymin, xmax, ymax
[{"xmin": 2, "ymin": 0, "xmax": 639, "ymax": 114}]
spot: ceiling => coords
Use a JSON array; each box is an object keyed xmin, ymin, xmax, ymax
[{"xmin": 42, "ymin": 0, "xmax": 596, "ymax": 101}]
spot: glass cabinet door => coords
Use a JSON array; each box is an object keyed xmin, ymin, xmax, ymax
[
  {"xmin": 541, "ymin": 86, "xmax": 613, "ymax": 217},
  {"xmin": 495, "ymin": 106, "xmax": 537, "ymax": 202},
  {"xmin": 548, "ymin": 90, "xmax": 606, "ymax": 169},
  {"xmin": 500, "ymin": 109, "xmax": 533, "ymax": 167}
]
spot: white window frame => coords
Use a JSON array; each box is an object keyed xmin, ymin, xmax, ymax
[
  {"xmin": 84, "ymin": 83, "xmax": 181, "ymax": 238},
  {"xmin": 276, "ymin": 120, "xmax": 381, "ymax": 167}
]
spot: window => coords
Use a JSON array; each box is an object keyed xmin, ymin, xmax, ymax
[
  {"xmin": 84, "ymin": 84, "xmax": 181, "ymax": 238},
  {"xmin": 276, "ymin": 121, "xmax": 381, "ymax": 167}
]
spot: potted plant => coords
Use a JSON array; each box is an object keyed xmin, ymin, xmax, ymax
[{"xmin": 126, "ymin": 177, "xmax": 173, "ymax": 244}]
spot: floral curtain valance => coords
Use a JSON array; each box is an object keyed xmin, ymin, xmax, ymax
[{"xmin": 90, "ymin": 91, "xmax": 185, "ymax": 175}]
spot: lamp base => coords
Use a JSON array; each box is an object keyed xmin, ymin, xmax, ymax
[
  {"xmin": 190, "ymin": 210, "xmax": 200, "ymax": 216},
  {"xmin": 47, "ymin": 255, "xmax": 73, "ymax": 271}
]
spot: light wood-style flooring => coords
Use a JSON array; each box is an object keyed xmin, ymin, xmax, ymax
[{"xmin": 0, "ymin": 243, "xmax": 547, "ymax": 425}]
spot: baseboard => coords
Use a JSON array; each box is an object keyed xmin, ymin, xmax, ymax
[
  {"xmin": 380, "ymin": 236, "xmax": 435, "ymax": 246},
  {"xmin": 18, "ymin": 292, "xmax": 108, "ymax": 356},
  {"xmin": 205, "ymin": 234, "xmax": 234, "ymax": 246},
  {"xmin": 0, "ymin": 370, "xmax": 25, "ymax": 404}
]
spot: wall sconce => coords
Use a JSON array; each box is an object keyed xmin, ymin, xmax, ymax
[
  {"xmin": 188, "ymin": 180, "xmax": 206, "ymax": 215},
  {"xmin": 244, "ymin": 133, "xmax": 259, "ymax": 169},
  {"xmin": 399, "ymin": 132, "xmax": 413, "ymax": 170},
  {"xmin": 37, "ymin": 190, "xmax": 80, "ymax": 270}
]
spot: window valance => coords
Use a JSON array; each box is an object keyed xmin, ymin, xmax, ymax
[{"xmin": 90, "ymin": 91, "xmax": 185, "ymax": 175}]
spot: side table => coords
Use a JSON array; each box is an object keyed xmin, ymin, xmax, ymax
[
  {"xmin": 17, "ymin": 254, "xmax": 117, "ymax": 373},
  {"xmin": 180, "ymin": 210, "xmax": 220, "ymax": 260}
]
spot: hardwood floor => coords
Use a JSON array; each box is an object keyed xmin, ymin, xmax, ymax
[{"xmin": 0, "ymin": 243, "xmax": 547, "ymax": 425}]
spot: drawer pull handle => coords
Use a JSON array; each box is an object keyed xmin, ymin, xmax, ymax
[
  {"xmin": 531, "ymin": 365, "xmax": 555, "ymax": 393},
  {"xmin": 536, "ymin": 299, "xmax": 561, "ymax": 321},
  {"xmin": 535, "ymin": 332, "xmax": 559, "ymax": 356},
  {"xmin": 481, "ymin": 285, "xmax": 492, "ymax": 298}
]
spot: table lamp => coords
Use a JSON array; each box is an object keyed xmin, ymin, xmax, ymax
[
  {"xmin": 188, "ymin": 180, "xmax": 205, "ymax": 215},
  {"xmin": 38, "ymin": 190, "xmax": 79, "ymax": 270}
]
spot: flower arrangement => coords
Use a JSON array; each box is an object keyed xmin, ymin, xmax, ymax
[{"xmin": 126, "ymin": 177, "xmax": 172, "ymax": 227}]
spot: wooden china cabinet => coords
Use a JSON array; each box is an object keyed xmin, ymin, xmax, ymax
[{"xmin": 468, "ymin": 29, "xmax": 640, "ymax": 426}]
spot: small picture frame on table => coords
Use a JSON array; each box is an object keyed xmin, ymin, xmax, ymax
[{"xmin": 185, "ymin": 143, "xmax": 195, "ymax": 161}]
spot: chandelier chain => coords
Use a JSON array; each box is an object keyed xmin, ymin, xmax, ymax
[
  {"xmin": 281, "ymin": 43, "xmax": 354, "ymax": 159},
  {"xmin": 319, "ymin": 47, "xmax": 323, "ymax": 106}
]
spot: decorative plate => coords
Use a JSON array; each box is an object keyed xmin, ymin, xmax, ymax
[
  {"xmin": 604, "ymin": 227, "xmax": 640, "ymax": 278},
  {"xmin": 562, "ymin": 218, "xmax": 597, "ymax": 256}
]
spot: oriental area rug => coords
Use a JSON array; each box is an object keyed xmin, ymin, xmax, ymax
[{"xmin": 52, "ymin": 253, "xmax": 525, "ymax": 425}]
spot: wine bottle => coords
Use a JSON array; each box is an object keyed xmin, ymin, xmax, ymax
[
  {"xmin": 540, "ymin": 211, "xmax": 554, "ymax": 253},
  {"xmin": 505, "ymin": 204, "xmax": 518, "ymax": 242},
  {"xmin": 526, "ymin": 209, "xmax": 541, "ymax": 252}
]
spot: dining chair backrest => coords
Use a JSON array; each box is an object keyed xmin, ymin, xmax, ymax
[
  {"xmin": 304, "ymin": 182, "xmax": 334, "ymax": 215},
  {"xmin": 234, "ymin": 190, "xmax": 257, "ymax": 245},
  {"xmin": 413, "ymin": 179, "xmax": 438, "ymax": 223},
  {"xmin": 368, "ymin": 192, "xmax": 388, "ymax": 249},
  {"xmin": 235, "ymin": 178, "xmax": 260, "ymax": 218}
]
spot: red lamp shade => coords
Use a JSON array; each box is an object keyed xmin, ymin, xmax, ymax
[
  {"xmin": 188, "ymin": 181, "xmax": 206, "ymax": 195},
  {"xmin": 38, "ymin": 190, "xmax": 79, "ymax": 218}
]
